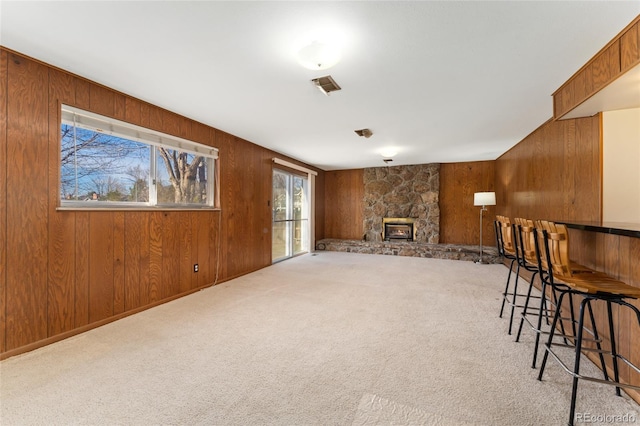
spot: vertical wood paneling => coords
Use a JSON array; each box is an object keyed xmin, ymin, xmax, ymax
[
  {"xmin": 47, "ymin": 68, "xmax": 76, "ymax": 336},
  {"xmin": 497, "ymin": 109, "xmax": 640, "ymax": 403},
  {"xmin": 196, "ymin": 211, "xmax": 213, "ymax": 287},
  {"xmin": 5, "ymin": 54, "xmax": 49, "ymax": 350},
  {"xmin": 179, "ymin": 213, "xmax": 194, "ymax": 293},
  {"xmin": 496, "ymin": 115, "xmax": 600, "ymax": 224},
  {"xmin": 138, "ymin": 214, "xmax": 151, "ymax": 307},
  {"xmin": 440, "ymin": 161, "xmax": 495, "ymax": 245},
  {"xmin": 88, "ymin": 212, "xmax": 114, "ymax": 323},
  {"xmin": 74, "ymin": 212, "xmax": 90, "ymax": 327},
  {"xmin": 0, "ymin": 50, "xmax": 7, "ymax": 353},
  {"xmin": 621, "ymin": 22, "xmax": 640, "ymax": 71},
  {"xmin": 113, "ymin": 212, "xmax": 125, "ymax": 315},
  {"xmin": 553, "ymin": 16, "xmax": 639, "ymax": 118},
  {"xmin": 89, "ymin": 83, "xmax": 115, "ymax": 117},
  {"xmin": 323, "ymin": 169, "xmax": 364, "ymax": 240},
  {"xmin": 627, "ymin": 238, "xmax": 640, "ymax": 399},
  {"xmin": 124, "ymin": 212, "xmax": 141, "ymax": 311},
  {"xmin": 161, "ymin": 212, "xmax": 180, "ymax": 299},
  {"xmin": 124, "ymin": 97, "xmax": 142, "ymax": 127},
  {"xmin": 114, "ymin": 93, "xmax": 126, "ymax": 121},
  {"xmin": 0, "ymin": 47, "xmax": 322, "ymax": 359},
  {"xmin": 148, "ymin": 212, "xmax": 163, "ymax": 302},
  {"xmin": 75, "ymin": 79, "xmax": 90, "ymax": 110}
]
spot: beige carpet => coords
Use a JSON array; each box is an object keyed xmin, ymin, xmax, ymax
[{"xmin": 1, "ymin": 252, "xmax": 638, "ymax": 425}]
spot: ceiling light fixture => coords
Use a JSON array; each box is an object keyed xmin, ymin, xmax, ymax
[
  {"xmin": 380, "ymin": 148, "xmax": 398, "ymax": 158},
  {"xmin": 297, "ymin": 40, "xmax": 341, "ymax": 70}
]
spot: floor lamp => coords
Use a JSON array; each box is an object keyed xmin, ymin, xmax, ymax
[{"xmin": 474, "ymin": 191, "xmax": 496, "ymax": 264}]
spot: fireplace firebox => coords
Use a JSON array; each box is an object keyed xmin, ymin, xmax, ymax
[{"xmin": 382, "ymin": 218, "xmax": 416, "ymax": 241}]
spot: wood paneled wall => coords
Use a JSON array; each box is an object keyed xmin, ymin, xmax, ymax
[
  {"xmin": 495, "ymin": 115, "xmax": 601, "ymax": 223},
  {"xmin": 439, "ymin": 161, "xmax": 496, "ymax": 246},
  {"xmin": 323, "ymin": 169, "xmax": 364, "ymax": 240},
  {"xmin": 322, "ymin": 164, "xmax": 495, "ymax": 246},
  {"xmin": 554, "ymin": 15, "xmax": 640, "ymax": 118},
  {"xmin": 0, "ymin": 48, "xmax": 324, "ymax": 358},
  {"xmin": 495, "ymin": 113, "xmax": 640, "ymax": 403}
]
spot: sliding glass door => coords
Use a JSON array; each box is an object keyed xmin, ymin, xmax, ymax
[{"xmin": 272, "ymin": 169, "xmax": 309, "ymax": 262}]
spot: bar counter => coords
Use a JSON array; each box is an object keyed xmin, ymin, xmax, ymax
[{"xmin": 555, "ymin": 220, "xmax": 640, "ymax": 239}]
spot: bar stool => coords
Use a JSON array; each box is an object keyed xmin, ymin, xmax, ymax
[
  {"xmin": 510, "ymin": 218, "xmax": 545, "ymax": 339},
  {"xmin": 515, "ymin": 219, "xmax": 575, "ymax": 368},
  {"xmin": 536, "ymin": 223, "xmax": 640, "ymax": 426},
  {"xmin": 495, "ymin": 216, "xmax": 519, "ymax": 334}
]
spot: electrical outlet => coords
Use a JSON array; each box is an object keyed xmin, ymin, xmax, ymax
[{"xmin": 194, "ymin": 264, "xmax": 199, "ymax": 273}]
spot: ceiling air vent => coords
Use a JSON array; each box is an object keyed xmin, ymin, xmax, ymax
[
  {"xmin": 311, "ymin": 75, "xmax": 341, "ymax": 95},
  {"xmin": 355, "ymin": 128, "xmax": 373, "ymax": 138}
]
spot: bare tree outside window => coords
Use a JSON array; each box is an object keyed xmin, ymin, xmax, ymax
[{"xmin": 60, "ymin": 106, "xmax": 217, "ymax": 208}]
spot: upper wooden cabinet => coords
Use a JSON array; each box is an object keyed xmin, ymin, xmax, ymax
[{"xmin": 553, "ymin": 16, "xmax": 640, "ymax": 119}]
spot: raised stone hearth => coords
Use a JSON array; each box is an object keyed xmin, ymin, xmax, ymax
[{"xmin": 315, "ymin": 239, "xmax": 501, "ymax": 263}]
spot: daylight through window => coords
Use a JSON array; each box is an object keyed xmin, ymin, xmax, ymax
[{"xmin": 60, "ymin": 105, "xmax": 218, "ymax": 208}]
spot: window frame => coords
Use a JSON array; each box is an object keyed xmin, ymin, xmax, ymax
[{"xmin": 58, "ymin": 104, "xmax": 220, "ymax": 211}]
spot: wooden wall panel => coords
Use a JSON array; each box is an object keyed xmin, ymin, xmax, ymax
[
  {"xmin": 179, "ymin": 212, "xmax": 194, "ymax": 293},
  {"xmin": 323, "ymin": 169, "xmax": 364, "ymax": 240},
  {"xmin": 0, "ymin": 50, "xmax": 7, "ymax": 353},
  {"xmin": 497, "ymin": 112, "xmax": 640, "ymax": 403},
  {"xmin": 314, "ymin": 170, "xmax": 326, "ymax": 241},
  {"xmin": 113, "ymin": 212, "xmax": 125, "ymax": 315},
  {"xmin": 74, "ymin": 212, "xmax": 90, "ymax": 327},
  {"xmin": 620, "ymin": 21, "xmax": 640, "ymax": 71},
  {"xmin": 162, "ymin": 212, "xmax": 180, "ymax": 300},
  {"xmin": 47, "ymin": 68, "xmax": 77, "ymax": 336},
  {"xmin": 88, "ymin": 212, "xmax": 114, "ymax": 323},
  {"xmin": 553, "ymin": 15, "xmax": 639, "ymax": 118},
  {"xmin": 124, "ymin": 212, "xmax": 142, "ymax": 311},
  {"xmin": 5, "ymin": 53, "xmax": 49, "ymax": 350},
  {"xmin": 496, "ymin": 115, "xmax": 601, "ymax": 223},
  {"xmin": 0, "ymin": 47, "xmax": 323, "ymax": 359},
  {"xmin": 439, "ymin": 161, "xmax": 495, "ymax": 246}
]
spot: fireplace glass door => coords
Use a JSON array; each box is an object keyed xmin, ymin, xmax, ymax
[{"xmin": 272, "ymin": 169, "xmax": 309, "ymax": 262}]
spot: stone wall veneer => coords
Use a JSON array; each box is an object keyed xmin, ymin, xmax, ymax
[{"xmin": 363, "ymin": 164, "xmax": 440, "ymax": 243}]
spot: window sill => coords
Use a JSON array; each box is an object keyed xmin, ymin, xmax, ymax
[{"xmin": 56, "ymin": 206, "xmax": 221, "ymax": 212}]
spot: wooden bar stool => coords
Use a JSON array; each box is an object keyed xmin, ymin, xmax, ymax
[
  {"xmin": 510, "ymin": 218, "xmax": 545, "ymax": 342},
  {"xmin": 495, "ymin": 215, "xmax": 521, "ymax": 334},
  {"xmin": 536, "ymin": 223, "xmax": 640, "ymax": 426},
  {"xmin": 516, "ymin": 220, "xmax": 578, "ymax": 368}
]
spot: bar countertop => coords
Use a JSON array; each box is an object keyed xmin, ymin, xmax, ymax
[{"xmin": 555, "ymin": 220, "xmax": 640, "ymax": 239}]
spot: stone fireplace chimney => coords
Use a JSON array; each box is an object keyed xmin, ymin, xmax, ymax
[{"xmin": 363, "ymin": 164, "xmax": 440, "ymax": 243}]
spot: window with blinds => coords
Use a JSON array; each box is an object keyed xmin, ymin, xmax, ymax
[{"xmin": 60, "ymin": 105, "xmax": 218, "ymax": 208}]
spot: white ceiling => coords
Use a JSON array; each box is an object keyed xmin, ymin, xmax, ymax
[{"xmin": 1, "ymin": 1, "xmax": 639, "ymax": 171}]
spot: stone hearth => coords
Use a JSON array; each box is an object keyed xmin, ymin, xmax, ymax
[{"xmin": 316, "ymin": 239, "xmax": 501, "ymax": 263}]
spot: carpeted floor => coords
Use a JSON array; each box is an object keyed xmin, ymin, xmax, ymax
[{"xmin": 1, "ymin": 252, "xmax": 638, "ymax": 425}]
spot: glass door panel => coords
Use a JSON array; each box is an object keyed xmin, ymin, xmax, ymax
[{"xmin": 273, "ymin": 169, "xmax": 308, "ymax": 262}]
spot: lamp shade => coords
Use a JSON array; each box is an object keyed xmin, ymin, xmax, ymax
[{"xmin": 474, "ymin": 191, "xmax": 496, "ymax": 206}]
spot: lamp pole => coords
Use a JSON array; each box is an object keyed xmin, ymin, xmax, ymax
[
  {"xmin": 477, "ymin": 204, "xmax": 487, "ymax": 264},
  {"xmin": 473, "ymin": 192, "xmax": 496, "ymax": 265}
]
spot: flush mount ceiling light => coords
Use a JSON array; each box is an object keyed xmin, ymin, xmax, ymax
[
  {"xmin": 380, "ymin": 148, "xmax": 398, "ymax": 158},
  {"xmin": 355, "ymin": 128, "xmax": 373, "ymax": 138},
  {"xmin": 297, "ymin": 40, "xmax": 341, "ymax": 70}
]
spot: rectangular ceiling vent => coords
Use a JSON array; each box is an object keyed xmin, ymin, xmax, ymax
[{"xmin": 311, "ymin": 75, "xmax": 341, "ymax": 95}]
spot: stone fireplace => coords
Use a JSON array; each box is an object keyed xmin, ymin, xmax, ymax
[{"xmin": 363, "ymin": 164, "xmax": 439, "ymax": 243}]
